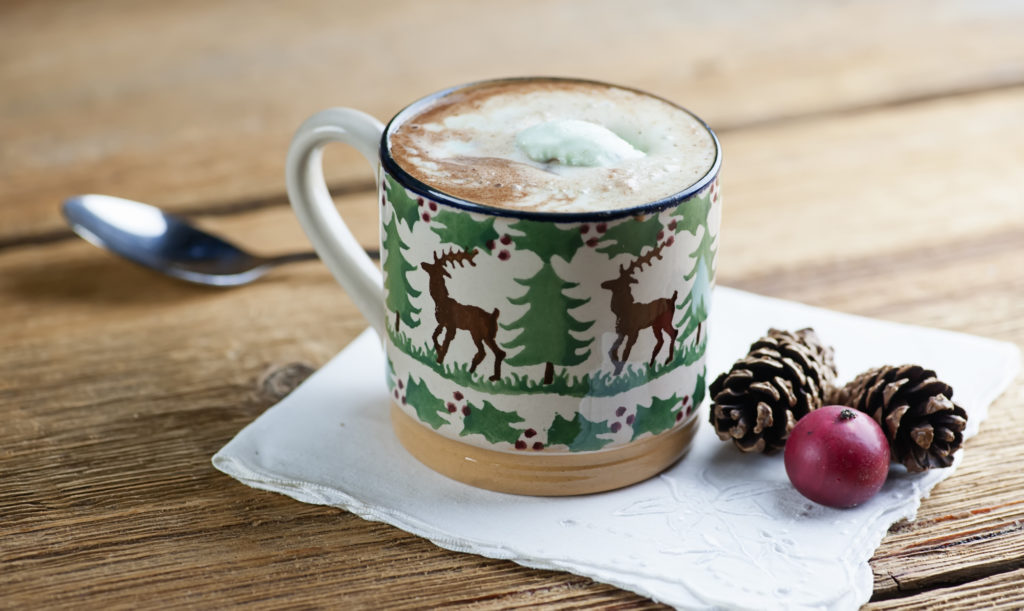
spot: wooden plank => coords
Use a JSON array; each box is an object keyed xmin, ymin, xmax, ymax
[
  {"xmin": 870, "ymin": 387, "xmax": 1024, "ymax": 598},
  {"xmin": 715, "ymin": 91, "xmax": 1024, "ymax": 602},
  {"xmin": 4, "ymin": 92, "xmax": 1024, "ymax": 609},
  {"xmin": 866, "ymin": 568, "xmax": 1024, "ymax": 610},
  {"xmin": 717, "ymin": 85, "xmax": 1024, "ymax": 278},
  {"xmin": 3, "ymin": 0, "xmax": 1024, "ymax": 241},
  {"xmin": 1, "ymin": 211, "xmax": 1021, "ymax": 608},
  {"xmin": 0, "ymin": 219, "xmax": 656, "ymax": 608}
]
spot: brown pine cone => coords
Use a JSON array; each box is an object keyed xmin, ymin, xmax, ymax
[
  {"xmin": 709, "ymin": 328, "xmax": 837, "ymax": 454},
  {"xmin": 829, "ymin": 365, "xmax": 968, "ymax": 472}
]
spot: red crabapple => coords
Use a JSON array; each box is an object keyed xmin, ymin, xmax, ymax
[{"xmin": 784, "ymin": 406, "xmax": 890, "ymax": 508}]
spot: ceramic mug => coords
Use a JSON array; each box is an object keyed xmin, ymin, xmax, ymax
[{"xmin": 286, "ymin": 78, "xmax": 721, "ymax": 495}]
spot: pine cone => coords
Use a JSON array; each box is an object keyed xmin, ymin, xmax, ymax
[
  {"xmin": 829, "ymin": 365, "xmax": 968, "ymax": 472},
  {"xmin": 709, "ymin": 328, "xmax": 837, "ymax": 454}
]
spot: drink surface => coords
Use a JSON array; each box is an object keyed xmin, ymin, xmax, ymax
[{"xmin": 388, "ymin": 80, "xmax": 716, "ymax": 213}]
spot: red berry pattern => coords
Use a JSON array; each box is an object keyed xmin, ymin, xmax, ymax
[{"xmin": 380, "ymin": 197, "xmax": 713, "ymax": 454}]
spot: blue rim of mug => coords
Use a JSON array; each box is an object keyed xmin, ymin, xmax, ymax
[{"xmin": 379, "ymin": 77, "xmax": 722, "ymax": 223}]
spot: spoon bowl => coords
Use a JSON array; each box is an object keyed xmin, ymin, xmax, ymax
[{"xmin": 62, "ymin": 194, "xmax": 317, "ymax": 286}]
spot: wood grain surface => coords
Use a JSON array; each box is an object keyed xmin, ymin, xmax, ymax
[{"xmin": 3, "ymin": 1, "xmax": 1023, "ymax": 608}]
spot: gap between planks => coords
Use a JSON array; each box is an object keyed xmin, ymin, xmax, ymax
[
  {"xmin": 867, "ymin": 564, "xmax": 1024, "ymax": 607},
  {"xmin": 4, "ymin": 80, "xmax": 1024, "ymax": 253},
  {"xmin": 0, "ymin": 178, "xmax": 374, "ymax": 252}
]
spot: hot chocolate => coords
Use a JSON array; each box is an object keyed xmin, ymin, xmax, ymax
[{"xmin": 387, "ymin": 79, "xmax": 716, "ymax": 213}]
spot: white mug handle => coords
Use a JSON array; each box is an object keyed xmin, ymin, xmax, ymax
[{"xmin": 286, "ymin": 108, "xmax": 386, "ymax": 336}]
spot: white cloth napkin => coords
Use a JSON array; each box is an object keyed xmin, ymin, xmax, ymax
[{"xmin": 213, "ymin": 287, "xmax": 1019, "ymax": 610}]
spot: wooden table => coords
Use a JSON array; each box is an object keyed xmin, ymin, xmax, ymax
[{"xmin": 3, "ymin": 1, "xmax": 1023, "ymax": 607}]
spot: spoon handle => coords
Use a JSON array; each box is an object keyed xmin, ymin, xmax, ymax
[{"xmin": 265, "ymin": 251, "xmax": 320, "ymax": 266}]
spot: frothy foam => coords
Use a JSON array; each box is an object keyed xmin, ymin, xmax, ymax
[{"xmin": 388, "ymin": 80, "xmax": 716, "ymax": 213}]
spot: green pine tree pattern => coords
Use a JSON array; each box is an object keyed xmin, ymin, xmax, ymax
[
  {"xmin": 631, "ymin": 393, "xmax": 682, "ymax": 440},
  {"xmin": 508, "ymin": 219, "xmax": 584, "ymax": 264},
  {"xmin": 431, "ymin": 209, "xmax": 499, "ymax": 254},
  {"xmin": 693, "ymin": 372, "xmax": 707, "ymax": 408},
  {"xmin": 382, "ymin": 215, "xmax": 421, "ymax": 332},
  {"xmin": 460, "ymin": 399, "xmax": 524, "ymax": 445},
  {"xmin": 404, "ymin": 376, "xmax": 448, "ymax": 430},
  {"xmin": 670, "ymin": 189, "xmax": 713, "ymax": 237},
  {"xmin": 500, "ymin": 219, "xmax": 593, "ymax": 384},
  {"xmin": 501, "ymin": 261, "xmax": 594, "ymax": 382},
  {"xmin": 547, "ymin": 412, "xmax": 613, "ymax": 451},
  {"xmin": 677, "ymin": 252, "xmax": 712, "ymax": 342},
  {"xmin": 673, "ymin": 188, "xmax": 716, "ymax": 348},
  {"xmin": 686, "ymin": 232, "xmax": 716, "ymax": 286},
  {"xmin": 385, "ymin": 175, "xmax": 421, "ymax": 231},
  {"xmin": 675, "ymin": 187, "xmax": 716, "ymax": 290},
  {"xmin": 596, "ymin": 214, "xmax": 663, "ymax": 258}
]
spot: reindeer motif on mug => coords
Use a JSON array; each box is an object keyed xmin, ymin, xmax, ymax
[
  {"xmin": 421, "ymin": 248, "xmax": 505, "ymax": 381},
  {"xmin": 601, "ymin": 241, "xmax": 678, "ymax": 375}
]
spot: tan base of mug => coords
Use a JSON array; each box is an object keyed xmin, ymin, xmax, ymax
[{"xmin": 390, "ymin": 403, "xmax": 699, "ymax": 496}]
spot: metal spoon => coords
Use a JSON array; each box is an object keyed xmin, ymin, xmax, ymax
[{"xmin": 62, "ymin": 194, "xmax": 318, "ymax": 286}]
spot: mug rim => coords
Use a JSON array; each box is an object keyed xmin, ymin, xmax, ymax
[{"xmin": 379, "ymin": 76, "xmax": 722, "ymax": 222}]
